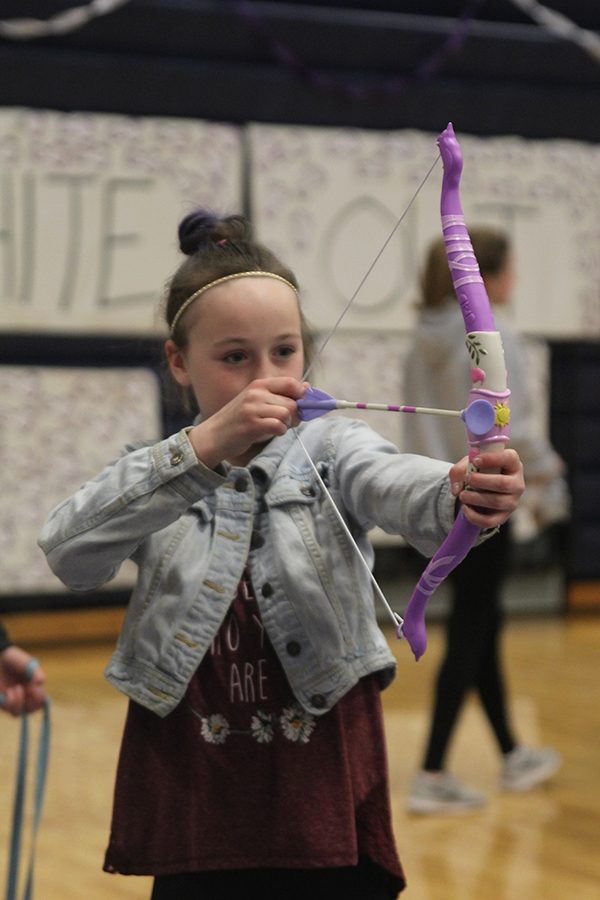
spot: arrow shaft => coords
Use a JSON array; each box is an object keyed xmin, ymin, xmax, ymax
[{"xmin": 333, "ymin": 400, "xmax": 462, "ymax": 418}]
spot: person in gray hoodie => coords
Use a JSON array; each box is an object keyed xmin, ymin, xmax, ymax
[{"xmin": 404, "ymin": 226, "xmax": 567, "ymax": 814}]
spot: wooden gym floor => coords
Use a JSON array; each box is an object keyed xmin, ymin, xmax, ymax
[{"xmin": 1, "ymin": 613, "xmax": 598, "ymax": 899}]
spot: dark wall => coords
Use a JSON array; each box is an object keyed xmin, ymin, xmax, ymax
[
  {"xmin": 550, "ymin": 342, "xmax": 600, "ymax": 584},
  {"xmin": 1, "ymin": 0, "xmax": 600, "ymax": 140}
]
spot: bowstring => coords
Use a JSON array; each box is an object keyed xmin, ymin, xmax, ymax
[
  {"xmin": 295, "ymin": 432, "xmax": 403, "ymax": 631},
  {"xmin": 294, "ymin": 151, "xmax": 441, "ymax": 632},
  {"xmin": 302, "ymin": 152, "xmax": 440, "ymax": 383}
]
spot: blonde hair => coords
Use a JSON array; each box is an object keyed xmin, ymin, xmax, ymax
[{"xmin": 420, "ymin": 226, "xmax": 510, "ymax": 308}]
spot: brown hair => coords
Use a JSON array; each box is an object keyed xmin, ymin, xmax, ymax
[
  {"xmin": 420, "ymin": 226, "xmax": 511, "ymax": 308},
  {"xmin": 164, "ymin": 209, "xmax": 314, "ymax": 363}
]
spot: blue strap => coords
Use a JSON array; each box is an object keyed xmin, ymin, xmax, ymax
[{"xmin": 5, "ymin": 699, "xmax": 51, "ymax": 900}]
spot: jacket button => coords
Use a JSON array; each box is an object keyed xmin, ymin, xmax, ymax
[
  {"xmin": 286, "ymin": 641, "xmax": 301, "ymax": 657},
  {"xmin": 300, "ymin": 485, "xmax": 315, "ymax": 497},
  {"xmin": 261, "ymin": 582, "xmax": 274, "ymax": 598},
  {"xmin": 234, "ymin": 476, "xmax": 248, "ymax": 492},
  {"xmin": 250, "ymin": 530, "xmax": 265, "ymax": 549},
  {"xmin": 170, "ymin": 450, "xmax": 183, "ymax": 466},
  {"xmin": 310, "ymin": 693, "xmax": 326, "ymax": 709}
]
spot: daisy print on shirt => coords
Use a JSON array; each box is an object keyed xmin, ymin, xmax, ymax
[{"xmin": 186, "ymin": 571, "xmax": 316, "ymax": 745}]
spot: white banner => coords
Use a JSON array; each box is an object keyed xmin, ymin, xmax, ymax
[
  {"xmin": 2, "ymin": 112, "xmax": 599, "ymax": 338},
  {"xmin": 0, "ymin": 108, "xmax": 242, "ymax": 335},
  {"xmin": 249, "ymin": 123, "xmax": 600, "ymax": 337},
  {"xmin": 0, "ymin": 365, "xmax": 161, "ymax": 593}
]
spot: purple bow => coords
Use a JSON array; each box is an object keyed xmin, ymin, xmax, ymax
[{"xmin": 400, "ymin": 123, "xmax": 511, "ymax": 660}]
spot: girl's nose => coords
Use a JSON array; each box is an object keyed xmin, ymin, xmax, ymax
[{"xmin": 254, "ymin": 355, "xmax": 275, "ymax": 380}]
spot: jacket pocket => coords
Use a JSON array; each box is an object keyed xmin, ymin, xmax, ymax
[{"xmin": 266, "ymin": 481, "xmax": 357, "ymax": 650}]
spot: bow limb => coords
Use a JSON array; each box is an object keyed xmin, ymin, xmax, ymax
[{"xmin": 400, "ymin": 123, "xmax": 511, "ymax": 661}]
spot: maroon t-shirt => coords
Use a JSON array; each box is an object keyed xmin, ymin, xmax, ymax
[{"xmin": 104, "ymin": 573, "xmax": 404, "ymax": 888}]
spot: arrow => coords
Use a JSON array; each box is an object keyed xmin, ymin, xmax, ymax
[{"xmin": 297, "ymin": 387, "xmax": 496, "ymax": 437}]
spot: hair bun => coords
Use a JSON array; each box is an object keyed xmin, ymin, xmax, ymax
[{"xmin": 178, "ymin": 209, "xmax": 220, "ymax": 256}]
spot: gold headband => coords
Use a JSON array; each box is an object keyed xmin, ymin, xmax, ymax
[{"xmin": 170, "ymin": 271, "xmax": 299, "ymax": 336}]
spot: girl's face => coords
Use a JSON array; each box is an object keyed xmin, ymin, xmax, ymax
[{"xmin": 165, "ymin": 276, "xmax": 305, "ymax": 419}]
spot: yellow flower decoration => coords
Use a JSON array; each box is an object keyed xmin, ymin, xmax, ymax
[{"xmin": 494, "ymin": 402, "xmax": 511, "ymax": 428}]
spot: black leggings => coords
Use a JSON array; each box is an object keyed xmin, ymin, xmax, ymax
[
  {"xmin": 423, "ymin": 525, "xmax": 517, "ymax": 772},
  {"xmin": 151, "ymin": 857, "xmax": 402, "ymax": 900}
]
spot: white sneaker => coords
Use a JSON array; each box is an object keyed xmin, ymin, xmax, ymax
[
  {"xmin": 501, "ymin": 746, "xmax": 562, "ymax": 792},
  {"xmin": 407, "ymin": 771, "xmax": 486, "ymax": 814}
]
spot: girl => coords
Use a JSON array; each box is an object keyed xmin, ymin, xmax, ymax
[{"xmin": 39, "ymin": 211, "xmax": 524, "ymax": 899}]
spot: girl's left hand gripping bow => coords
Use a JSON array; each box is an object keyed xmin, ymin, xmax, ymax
[{"xmin": 400, "ymin": 123, "xmax": 511, "ymax": 660}]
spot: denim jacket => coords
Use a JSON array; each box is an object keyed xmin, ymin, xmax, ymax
[{"xmin": 38, "ymin": 417, "xmax": 455, "ymax": 718}]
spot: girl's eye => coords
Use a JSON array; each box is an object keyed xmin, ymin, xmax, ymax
[
  {"xmin": 223, "ymin": 350, "xmax": 246, "ymax": 364},
  {"xmin": 276, "ymin": 345, "xmax": 297, "ymax": 358}
]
